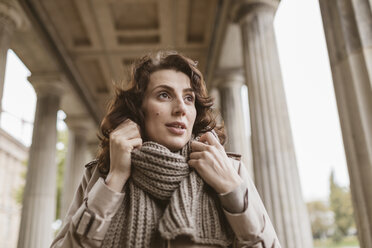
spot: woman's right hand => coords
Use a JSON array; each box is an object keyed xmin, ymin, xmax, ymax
[{"xmin": 105, "ymin": 119, "xmax": 142, "ymax": 192}]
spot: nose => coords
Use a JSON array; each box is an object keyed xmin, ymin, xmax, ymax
[{"xmin": 172, "ymin": 97, "xmax": 187, "ymax": 116}]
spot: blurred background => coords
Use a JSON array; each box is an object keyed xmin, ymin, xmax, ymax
[{"xmin": 1, "ymin": 0, "xmax": 371, "ymax": 247}]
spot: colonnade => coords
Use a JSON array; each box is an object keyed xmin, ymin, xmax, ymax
[
  {"xmin": 0, "ymin": 2, "xmax": 91, "ymax": 247},
  {"xmin": 0, "ymin": 0, "xmax": 371, "ymax": 247}
]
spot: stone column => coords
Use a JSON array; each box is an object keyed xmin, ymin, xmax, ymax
[
  {"xmin": 87, "ymin": 140, "xmax": 99, "ymax": 160},
  {"xmin": 319, "ymin": 0, "xmax": 372, "ymax": 246},
  {"xmin": 0, "ymin": 0, "xmax": 22, "ymax": 115},
  {"xmin": 17, "ymin": 73, "xmax": 64, "ymax": 248},
  {"xmin": 60, "ymin": 116, "xmax": 90, "ymax": 220},
  {"xmin": 231, "ymin": 1, "xmax": 313, "ymax": 247},
  {"xmin": 216, "ymin": 70, "xmax": 253, "ymax": 176}
]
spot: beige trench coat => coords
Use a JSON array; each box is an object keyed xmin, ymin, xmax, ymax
[{"xmin": 51, "ymin": 155, "xmax": 281, "ymax": 248}]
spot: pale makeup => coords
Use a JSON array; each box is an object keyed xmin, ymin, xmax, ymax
[{"xmin": 141, "ymin": 69, "xmax": 197, "ymax": 151}]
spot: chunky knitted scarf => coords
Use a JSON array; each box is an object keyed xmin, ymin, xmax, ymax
[{"xmin": 101, "ymin": 141, "xmax": 233, "ymax": 247}]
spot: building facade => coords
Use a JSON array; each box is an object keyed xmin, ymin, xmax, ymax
[{"xmin": 0, "ymin": 128, "xmax": 28, "ymax": 248}]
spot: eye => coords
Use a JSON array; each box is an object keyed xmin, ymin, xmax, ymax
[
  {"xmin": 184, "ymin": 94, "xmax": 195, "ymax": 103},
  {"xmin": 158, "ymin": 92, "xmax": 170, "ymax": 99}
]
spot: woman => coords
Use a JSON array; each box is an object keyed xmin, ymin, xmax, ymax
[{"xmin": 51, "ymin": 51, "xmax": 281, "ymax": 248}]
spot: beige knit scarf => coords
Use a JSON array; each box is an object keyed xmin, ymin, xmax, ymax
[{"xmin": 101, "ymin": 141, "xmax": 233, "ymax": 247}]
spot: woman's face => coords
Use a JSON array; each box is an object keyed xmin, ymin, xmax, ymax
[{"xmin": 141, "ymin": 69, "xmax": 197, "ymax": 151}]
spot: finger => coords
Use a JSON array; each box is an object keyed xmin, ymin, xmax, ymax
[
  {"xmin": 189, "ymin": 151, "xmax": 205, "ymax": 160},
  {"xmin": 129, "ymin": 137, "xmax": 142, "ymax": 149},
  {"xmin": 191, "ymin": 140, "xmax": 209, "ymax": 152},
  {"xmin": 188, "ymin": 159, "xmax": 197, "ymax": 167},
  {"xmin": 116, "ymin": 118, "xmax": 133, "ymax": 129},
  {"xmin": 130, "ymin": 124, "xmax": 142, "ymax": 139},
  {"xmin": 199, "ymin": 132, "xmax": 220, "ymax": 147},
  {"xmin": 188, "ymin": 159, "xmax": 203, "ymax": 171},
  {"xmin": 116, "ymin": 119, "xmax": 138, "ymax": 130},
  {"xmin": 113, "ymin": 121, "xmax": 141, "ymax": 139}
]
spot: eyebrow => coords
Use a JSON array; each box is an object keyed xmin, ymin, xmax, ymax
[{"xmin": 151, "ymin": 84, "xmax": 195, "ymax": 94}]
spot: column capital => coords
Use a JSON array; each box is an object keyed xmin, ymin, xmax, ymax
[
  {"xmin": 230, "ymin": 0, "xmax": 279, "ymax": 23},
  {"xmin": 0, "ymin": 0, "xmax": 23, "ymax": 30},
  {"xmin": 28, "ymin": 72, "xmax": 66, "ymax": 97},
  {"xmin": 214, "ymin": 68, "xmax": 245, "ymax": 89},
  {"xmin": 64, "ymin": 115, "xmax": 92, "ymax": 137}
]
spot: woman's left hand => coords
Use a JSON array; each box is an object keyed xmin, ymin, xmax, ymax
[{"xmin": 189, "ymin": 132, "xmax": 243, "ymax": 194}]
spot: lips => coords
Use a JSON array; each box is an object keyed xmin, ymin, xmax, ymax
[
  {"xmin": 165, "ymin": 122, "xmax": 186, "ymax": 135},
  {"xmin": 165, "ymin": 122, "xmax": 186, "ymax": 129}
]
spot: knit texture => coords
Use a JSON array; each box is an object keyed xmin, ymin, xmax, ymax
[{"xmin": 101, "ymin": 141, "xmax": 233, "ymax": 247}]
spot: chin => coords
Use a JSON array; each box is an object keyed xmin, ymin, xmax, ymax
[{"xmin": 159, "ymin": 137, "xmax": 189, "ymax": 152}]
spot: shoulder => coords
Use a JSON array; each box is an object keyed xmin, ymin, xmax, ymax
[
  {"xmin": 80, "ymin": 159, "xmax": 105, "ymax": 196},
  {"xmin": 83, "ymin": 159, "xmax": 102, "ymax": 181},
  {"xmin": 85, "ymin": 159, "xmax": 99, "ymax": 169}
]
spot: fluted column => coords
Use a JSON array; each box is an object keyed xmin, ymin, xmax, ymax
[
  {"xmin": 319, "ymin": 0, "xmax": 372, "ymax": 246},
  {"xmin": 87, "ymin": 140, "xmax": 99, "ymax": 160},
  {"xmin": 0, "ymin": 0, "xmax": 22, "ymax": 116},
  {"xmin": 231, "ymin": 1, "xmax": 313, "ymax": 247},
  {"xmin": 216, "ymin": 70, "xmax": 253, "ymax": 176},
  {"xmin": 60, "ymin": 116, "xmax": 90, "ymax": 220},
  {"xmin": 17, "ymin": 73, "xmax": 65, "ymax": 248}
]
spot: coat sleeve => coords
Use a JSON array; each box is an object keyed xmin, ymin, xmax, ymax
[
  {"xmin": 219, "ymin": 159, "xmax": 281, "ymax": 248},
  {"xmin": 50, "ymin": 165, "xmax": 125, "ymax": 248}
]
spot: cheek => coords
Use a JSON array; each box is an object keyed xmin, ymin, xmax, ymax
[
  {"xmin": 145, "ymin": 103, "xmax": 164, "ymax": 125},
  {"xmin": 190, "ymin": 108, "xmax": 197, "ymax": 123},
  {"xmin": 147, "ymin": 111, "xmax": 161, "ymax": 122},
  {"xmin": 144, "ymin": 111, "xmax": 162, "ymax": 137},
  {"xmin": 144, "ymin": 101, "xmax": 161, "ymax": 118},
  {"xmin": 187, "ymin": 109, "xmax": 197, "ymax": 132}
]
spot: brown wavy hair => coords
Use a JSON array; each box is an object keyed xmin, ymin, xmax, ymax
[{"xmin": 97, "ymin": 51, "xmax": 225, "ymax": 174}]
